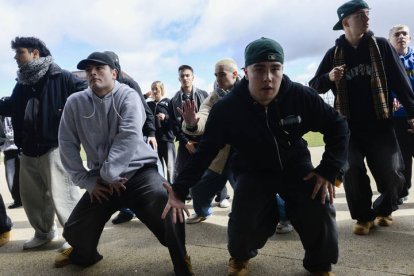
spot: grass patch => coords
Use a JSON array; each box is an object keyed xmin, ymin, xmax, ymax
[{"xmin": 303, "ymin": 131, "xmax": 324, "ymax": 147}]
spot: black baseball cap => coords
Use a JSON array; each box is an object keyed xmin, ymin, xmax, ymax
[{"xmin": 77, "ymin": 52, "xmax": 116, "ymax": 70}]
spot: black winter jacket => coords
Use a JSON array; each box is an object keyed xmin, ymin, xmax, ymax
[
  {"xmin": 0, "ymin": 63, "xmax": 87, "ymax": 157},
  {"xmin": 309, "ymin": 31, "xmax": 414, "ymax": 130},
  {"xmin": 148, "ymin": 98, "xmax": 175, "ymax": 142},
  {"xmin": 169, "ymin": 88, "xmax": 209, "ymax": 144},
  {"xmin": 173, "ymin": 76, "xmax": 349, "ymax": 199}
]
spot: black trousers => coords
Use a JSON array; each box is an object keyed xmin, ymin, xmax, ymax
[
  {"xmin": 0, "ymin": 193, "xmax": 12, "ymax": 234},
  {"xmin": 4, "ymin": 149, "xmax": 21, "ymax": 204},
  {"xmin": 63, "ymin": 166, "xmax": 191, "ymax": 275},
  {"xmin": 394, "ymin": 118, "xmax": 414, "ymax": 198},
  {"xmin": 227, "ymin": 166, "xmax": 338, "ymax": 273},
  {"xmin": 343, "ymin": 127, "xmax": 404, "ymax": 221}
]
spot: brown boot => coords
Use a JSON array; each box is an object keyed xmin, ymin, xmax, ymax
[
  {"xmin": 0, "ymin": 231, "xmax": 11, "ymax": 247},
  {"xmin": 376, "ymin": 215, "xmax": 393, "ymax": 227},
  {"xmin": 353, "ymin": 220, "xmax": 375, "ymax": 235},
  {"xmin": 228, "ymin": 258, "xmax": 249, "ymax": 276},
  {"xmin": 184, "ymin": 254, "xmax": 195, "ymax": 275}
]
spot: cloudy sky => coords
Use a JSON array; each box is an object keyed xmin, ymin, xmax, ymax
[{"xmin": 0, "ymin": 0, "xmax": 412, "ymax": 98}]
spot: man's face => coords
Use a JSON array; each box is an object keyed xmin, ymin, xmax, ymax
[
  {"xmin": 151, "ymin": 84, "xmax": 163, "ymax": 102},
  {"xmin": 14, "ymin": 47, "xmax": 37, "ymax": 68},
  {"xmin": 390, "ymin": 27, "xmax": 411, "ymax": 55},
  {"xmin": 244, "ymin": 61, "xmax": 283, "ymax": 106},
  {"xmin": 215, "ymin": 65, "xmax": 237, "ymax": 90},
  {"xmin": 345, "ymin": 8, "xmax": 369, "ymax": 34},
  {"xmin": 85, "ymin": 63, "xmax": 116, "ymax": 95},
  {"xmin": 178, "ymin": 69, "xmax": 194, "ymax": 90}
]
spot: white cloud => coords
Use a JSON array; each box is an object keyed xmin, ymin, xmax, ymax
[{"xmin": 0, "ymin": 0, "xmax": 413, "ymax": 97}]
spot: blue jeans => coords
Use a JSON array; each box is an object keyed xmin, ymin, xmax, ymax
[
  {"xmin": 276, "ymin": 194, "xmax": 287, "ymax": 221},
  {"xmin": 190, "ymin": 167, "xmax": 236, "ymax": 217}
]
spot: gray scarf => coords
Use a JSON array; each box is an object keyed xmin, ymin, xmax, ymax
[{"xmin": 17, "ymin": 56, "xmax": 53, "ymax": 85}]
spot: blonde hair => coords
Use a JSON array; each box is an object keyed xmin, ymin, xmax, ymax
[
  {"xmin": 151, "ymin": 81, "xmax": 165, "ymax": 96},
  {"xmin": 389, "ymin": 24, "xmax": 410, "ymax": 38},
  {"xmin": 215, "ymin": 58, "xmax": 238, "ymax": 73}
]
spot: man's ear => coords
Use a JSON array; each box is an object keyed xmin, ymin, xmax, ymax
[
  {"xmin": 232, "ymin": 70, "xmax": 238, "ymax": 79},
  {"xmin": 243, "ymin": 68, "xmax": 248, "ymax": 81},
  {"xmin": 32, "ymin": 49, "xmax": 40, "ymax": 59},
  {"xmin": 112, "ymin": 68, "xmax": 118, "ymax": 80}
]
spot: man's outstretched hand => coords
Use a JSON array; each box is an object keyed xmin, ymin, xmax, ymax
[{"xmin": 161, "ymin": 183, "xmax": 190, "ymax": 223}]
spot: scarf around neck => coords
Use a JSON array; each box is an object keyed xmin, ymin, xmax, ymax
[
  {"xmin": 17, "ymin": 56, "xmax": 53, "ymax": 85},
  {"xmin": 333, "ymin": 35, "xmax": 389, "ymax": 120}
]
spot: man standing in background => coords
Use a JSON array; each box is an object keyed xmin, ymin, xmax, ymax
[{"xmin": 388, "ymin": 24, "xmax": 414, "ymax": 204}]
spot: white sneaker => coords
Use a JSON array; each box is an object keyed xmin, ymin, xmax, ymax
[
  {"xmin": 218, "ymin": 198, "xmax": 231, "ymax": 208},
  {"xmin": 275, "ymin": 221, "xmax": 294, "ymax": 234},
  {"xmin": 186, "ymin": 213, "xmax": 210, "ymax": 224},
  {"xmin": 23, "ymin": 232, "xmax": 58, "ymax": 250}
]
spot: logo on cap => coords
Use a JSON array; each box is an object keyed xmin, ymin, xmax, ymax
[{"xmin": 268, "ymin": 54, "xmax": 276, "ymax": 60}]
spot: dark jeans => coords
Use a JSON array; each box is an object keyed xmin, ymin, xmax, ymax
[
  {"xmin": 4, "ymin": 149, "xmax": 21, "ymax": 204},
  {"xmin": 190, "ymin": 164, "xmax": 236, "ymax": 217},
  {"xmin": 63, "ymin": 166, "xmax": 191, "ymax": 275},
  {"xmin": 158, "ymin": 141, "xmax": 176, "ymax": 184},
  {"xmin": 173, "ymin": 142, "xmax": 194, "ymax": 182},
  {"xmin": 0, "ymin": 193, "xmax": 12, "ymax": 234},
  {"xmin": 228, "ymin": 168, "xmax": 338, "ymax": 273},
  {"xmin": 343, "ymin": 127, "xmax": 404, "ymax": 221},
  {"xmin": 394, "ymin": 118, "xmax": 414, "ymax": 198}
]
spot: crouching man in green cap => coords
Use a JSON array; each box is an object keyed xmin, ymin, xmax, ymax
[{"xmin": 162, "ymin": 37, "xmax": 349, "ymax": 276}]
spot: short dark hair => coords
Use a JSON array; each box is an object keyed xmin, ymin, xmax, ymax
[
  {"xmin": 178, "ymin": 65, "xmax": 193, "ymax": 74},
  {"xmin": 11, "ymin": 36, "xmax": 51, "ymax": 57}
]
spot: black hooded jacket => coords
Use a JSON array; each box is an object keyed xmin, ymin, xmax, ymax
[
  {"xmin": 115, "ymin": 62, "xmax": 156, "ymax": 137},
  {"xmin": 172, "ymin": 76, "xmax": 349, "ymax": 199},
  {"xmin": 0, "ymin": 63, "xmax": 87, "ymax": 156},
  {"xmin": 309, "ymin": 31, "xmax": 414, "ymax": 131}
]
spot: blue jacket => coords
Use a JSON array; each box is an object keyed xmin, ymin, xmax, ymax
[
  {"xmin": 393, "ymin": 46, "xmax": 414, "ymax": 118},
  {"xmin": 0, "ymin": 63, "xmax": 87, "ymax": 157}
]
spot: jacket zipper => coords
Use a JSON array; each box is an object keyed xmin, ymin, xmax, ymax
[{"xmin": 264, "ymin": 106, "xmax": 284, "ymax": 170}]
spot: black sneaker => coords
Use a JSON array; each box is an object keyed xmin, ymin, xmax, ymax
[
  {"xmin": 8, "ymin": 202, "xmax": 22, "ymax": 209},
  {"xmin": 112, "ymin": 211, "xmax": 134, "ymax": 225}
]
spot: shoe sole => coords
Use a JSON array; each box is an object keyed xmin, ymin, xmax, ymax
[{"xmin": 55, "ymin": 259, "xmax": 72, "ymax": 268}]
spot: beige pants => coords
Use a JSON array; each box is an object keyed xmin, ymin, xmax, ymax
[{"xmin": 20, "ymin": 147, "xmax": 81, "ymax": 238}]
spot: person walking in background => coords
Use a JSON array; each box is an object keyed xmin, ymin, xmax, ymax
[
  {"xmin": 148, "ymin": 81, "xmax": 176, "ymax": 183},
  {"xmin": 0, "ymin": 104, "xmax": 21, "ymax": 209},
  {"xmin": 388, "ymin": 24, "xmax": 414, "ymax": 204},
  {"xmin": 169, "ymin": 65, "xmax": 209, "ymax": 182},
  {"xmin": 56, "ymin": 52, "xmax": 193, "ymax": 275},
  {"xmin": 310, "ymin": 0, "xmax": 414, "ymax": 235},
  {"xmin": 0, "ymin": 37, "xmax": 86, "ymax": 250}
]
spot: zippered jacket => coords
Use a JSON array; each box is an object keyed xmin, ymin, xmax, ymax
[
  {"xmin": 148, "ymin": 98, "xmax": 175, "ymax": 142},
  {"xmin": 172, "ymin": 76, "xmax": 349, "ymax": 199},
  {"xmin": 0, "ymin": 63, "xmax": 87, "ymax": 157}
]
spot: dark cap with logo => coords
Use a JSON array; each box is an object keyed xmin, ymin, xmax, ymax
[
  {"xmin": 77, "ymin": 52, "xmax": 116, "ymax": 70},
  {"xmin": 244, "ymin": 37, "xmax": 284, "ymax": 67},
  {"xmin": 333, "ymin": 0, "xmax": 370, "ymax": 31}
]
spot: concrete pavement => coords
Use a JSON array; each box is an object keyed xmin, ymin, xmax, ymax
[{"xmin": 0, "ymin": 147, "xmax": 413, "ymax": 275}]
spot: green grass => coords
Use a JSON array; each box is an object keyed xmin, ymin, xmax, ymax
[
  {"xmin": 303, "ymin": 131, "xmax": 324, "ymax": 147},
  {"xmin": 79, "ymin": 132, "xmax": 324, "ymax": 161}
]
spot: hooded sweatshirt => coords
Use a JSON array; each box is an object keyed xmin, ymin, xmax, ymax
[{"xmin": 59, "ymin": 81, "xmax": 158, "ymax": 193}]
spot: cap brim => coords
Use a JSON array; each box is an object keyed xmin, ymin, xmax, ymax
[
  {"xmin": 333, "ymin": 19, "xmax": 344, "ymax": 31},
  {"xmin": 77, "ymin": 59, "xmax": 109, "ymax": 70}
]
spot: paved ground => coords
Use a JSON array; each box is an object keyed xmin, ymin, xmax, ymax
[{"xmin": 0, "ymin": 147, "xmax": 413, "ymax": 276}]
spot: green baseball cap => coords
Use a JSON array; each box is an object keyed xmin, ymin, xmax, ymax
[
  {"xmin": 244, "ymin": 37, "xmax": 284, "ymax": 67},
  {"xmin": 333, "ymin": 0, "xmax": 370, "ymax": 31}
]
